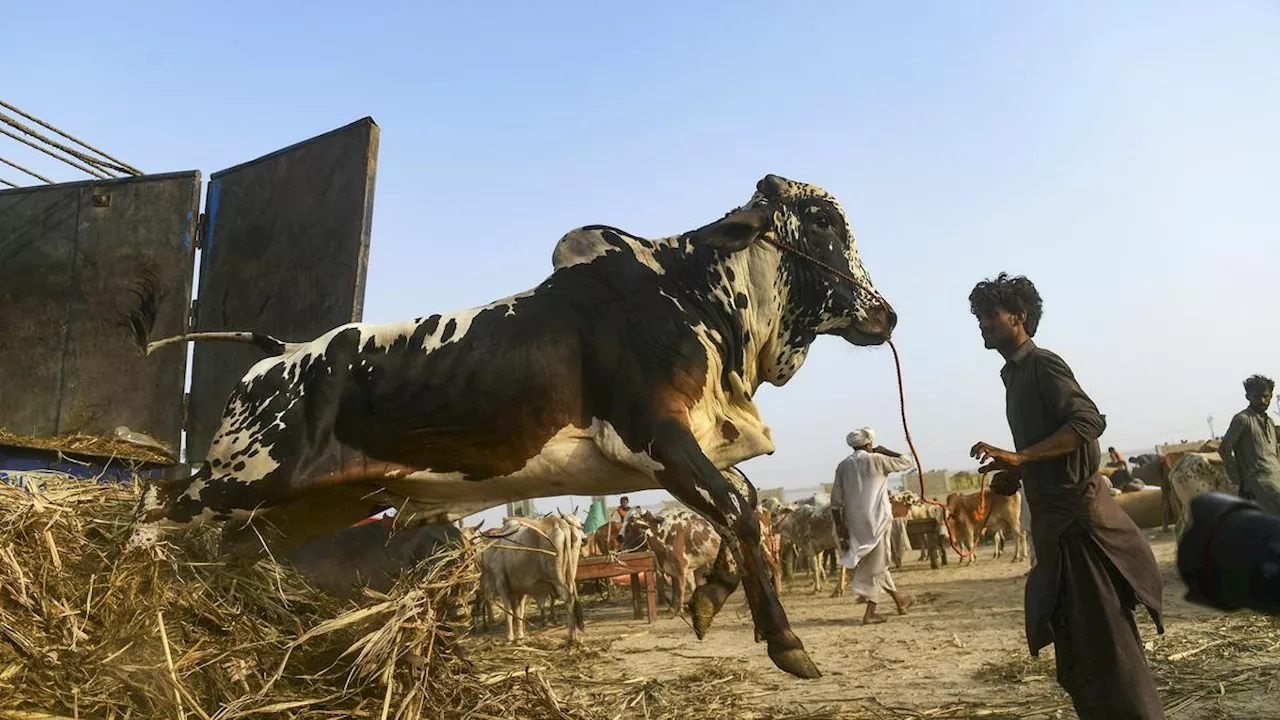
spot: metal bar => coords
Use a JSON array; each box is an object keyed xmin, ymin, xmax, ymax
[
  {"xmin": 0, "ymin": 109, "xmax": 129, "ymax": 176},
  {"xmin": 0, "ymin": 155, "xmax": 53, "ymax": 184},
  {"xmin": 0, "ymin": 112, "xmax": 124, "ymax": 177},
  {"xmin": 0, "ymin": 126, "xmax": 109, "ymax": 179},
  {"xmin": 0, "ymin": 176, "xmax": 17, "ymax": 188},
  {"xmin": 0, "ymin": 99, "xmax": 143, "ymax": 175}
]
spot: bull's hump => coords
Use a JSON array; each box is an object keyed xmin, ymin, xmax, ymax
[{"xmin": 551, "ymin": 226, "xmax": 687, "ymax": 276}]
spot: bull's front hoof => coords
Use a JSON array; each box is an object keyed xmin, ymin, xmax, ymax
[
  {"xmin": 768, "ymin": 644, "xmax": 822, "ymax": 680},
  {"xmin": 687, "ymin": 593, "xmax": 717, "ymax": 639}
]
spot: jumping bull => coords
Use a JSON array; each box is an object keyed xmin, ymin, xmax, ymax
[{"xmin": 131, "ymin": 174, "xmax": 897, "ymax": 680}]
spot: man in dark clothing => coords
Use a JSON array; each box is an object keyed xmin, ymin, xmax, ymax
[
  {"xmin": 1218, "ymin": 375, "xmax": 1280, "ymax": 514},
  {"xmin": 967, "ymin": 273, "xmax": 1165, "ymax": 720}
]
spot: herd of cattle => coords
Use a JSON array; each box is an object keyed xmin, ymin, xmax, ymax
[{"xmin": 279, "ymin": 442, "xmax": 1234, "ymax": 650}]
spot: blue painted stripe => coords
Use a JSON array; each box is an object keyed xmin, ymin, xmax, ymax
[{"xmin": 204, "ymin": 179, "xmax": 221, "ymax": 256}]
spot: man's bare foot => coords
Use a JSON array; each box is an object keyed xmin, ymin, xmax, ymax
[{"xmin": 862, "ymin": 614, "xmax": 887, "ymax": 625}]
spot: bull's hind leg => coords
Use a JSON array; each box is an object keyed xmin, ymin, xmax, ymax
[
  {"xmin": 650, "ymin": 419, "xmax": 819, "ymax": 680},
  {"xmin": 137, "ymin": 343, "xmax": 371, "ymax": 542}
]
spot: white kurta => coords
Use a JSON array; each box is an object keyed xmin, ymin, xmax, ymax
[{"xmin": 832, "ymin": 449, "xmax": 915, "ymax": 599}]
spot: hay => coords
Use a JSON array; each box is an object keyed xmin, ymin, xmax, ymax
[
  {"xmin": 0, "ymin": 427, "xmax": 174, "ymax": 466},
  {"xmin": 969, "ymin": 611, "xmax": 1280, "ymax": 719},
  {"xmin": 0, "ymin": 473, "xmax": 791, "ymax": 720},
  {"xmin": 0, "ymin": 473, "xmax": 509, "ymax": 719}
]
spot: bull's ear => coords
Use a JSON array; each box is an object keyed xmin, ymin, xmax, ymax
[{"xmin": 687, "ymin": 207, "xmax": 773, "ymax": 253}]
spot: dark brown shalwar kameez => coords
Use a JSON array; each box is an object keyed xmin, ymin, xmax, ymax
[{"xmin": 1002, "ymin": 341, "xmax": 1165, "ymax": 720}]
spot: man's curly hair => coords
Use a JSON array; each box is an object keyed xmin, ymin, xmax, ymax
[
  {"xmin": 968, "ymin": 273, "xmax": 1044, "ymax": 337},
  {"xmin": 1244, "ymin": 374, "xmax": 1275, "ymax": 396}
]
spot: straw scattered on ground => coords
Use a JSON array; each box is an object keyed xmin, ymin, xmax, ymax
[
  {"xmin": 974, "ymin": 612, "xmax": 1280, "ymax": 719},
  {"xmin": 0, "ymin": 427, "xmax": 174, "ymax": 465},
  {"xmin": 0, "ymin": 474, "xmax": 497, "ymax": 719},
  {"xmin": 0, "ymin": 474, "xmax": 800, "ymax": 720}
]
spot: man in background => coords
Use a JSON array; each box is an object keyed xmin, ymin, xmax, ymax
[
  {"xmin": 609, "ymin": 496, "xmax": 632, "ymax": 525},
  {"xmin": 1219, "ymin": 375, "xmax": 1280, "ymax": 514},
  {"xmin": 831, "ymin": 426, "xmax": 914, "ymax": 625}
]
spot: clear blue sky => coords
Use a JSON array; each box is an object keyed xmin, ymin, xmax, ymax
[{"xmin": 6, "ymin": 2, "xmax": 1279, "ymax": 523}]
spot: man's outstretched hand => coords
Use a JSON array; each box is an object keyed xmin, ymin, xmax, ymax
[{"xmin": 970, "ymin": 441, "xmax": 1026, "ymax": 475}]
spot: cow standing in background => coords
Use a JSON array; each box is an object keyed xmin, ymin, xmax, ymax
[
  {"xmin": 585, "ymin": 518, "xmax": 627, "ymax": 557},
  {"xmin": 1167, "ymin": 453, "xmax": 1234, "ymax": 539},
  {"xmin": 888, "ymin": 490, "xmax": 948, "ymax": 568},
  {"xmin": 775, "ymin": 504, "xmax": 844, "ymax": 595},
  {"xmin": 945, "ymin": 489, "xmax": 1026, "ymax": 564},
  {"xmin": 1130, "ymin": 443, "xmax": 1217, "ymax": 531},
  {"xmin": 134, "ymin": 175, "xmax": 899, "ymax": 679},
  {"xmin": 480, "ymin": 511, "xmax": 586, "ymax": 646},
  {"xmin": 619, "ymin": 508, "xmax": 721, "ymax": 615}
]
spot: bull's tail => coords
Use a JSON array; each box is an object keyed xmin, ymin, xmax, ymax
[{"xmin": 145, "ymin": 331, "xmax": 301, "ymax": 357}]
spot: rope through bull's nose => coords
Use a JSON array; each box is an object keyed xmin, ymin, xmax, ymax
[
  {"xmin": 887, "ymin": 338, "xmax": 981, "ymax": 560},
  {"xmin": 758, "ymin": 234, "xmax": 985, "ymax": 559}
]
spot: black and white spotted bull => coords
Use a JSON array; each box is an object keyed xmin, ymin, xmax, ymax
[{"xmin": 131, "ymin": 174, "xmax": 897, "ymax": 680}]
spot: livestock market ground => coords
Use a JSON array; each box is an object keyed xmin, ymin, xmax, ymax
[{"xmin": 469, "ymin": 531, "xmax": 1280, "ymax": 719}]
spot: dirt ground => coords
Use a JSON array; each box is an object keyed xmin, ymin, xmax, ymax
[{"xmin": 470, "ymin": 529, "xmax": 1280, "ymax": 719}]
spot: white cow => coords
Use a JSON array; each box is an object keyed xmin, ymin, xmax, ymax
[
  {"xmin": 1168, "ymin": 453, "xmax": 1234, "ymax": 539},
  {"xmin": 480, "ymin": 511, "xmax": 586, "ymax": 646},
  {"xmin": 888, "ymin": 490, "xmax": 948, "ymax": 567},
  {"xmin": 775, "ymin": 503, "xmax": 844, "ymax": 594}
]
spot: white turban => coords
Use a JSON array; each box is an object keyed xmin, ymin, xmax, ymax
[{"xmin": 846, "ymin": 427, "xmax": 876, "ymax": 449}]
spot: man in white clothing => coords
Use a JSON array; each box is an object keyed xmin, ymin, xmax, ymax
[{"xmin": 831, "ymin": 427, "xmax": 915, "ymax": 624}]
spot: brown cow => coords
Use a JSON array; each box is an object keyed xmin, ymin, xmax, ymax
[
  {"xmin": 945, "ymin": 489, "xmax": 1025, "ymax": 564},
  {"xmin": 584, "ymin": 518, "xmax": 625, "ymax": 557},
  {"xmin": 619, "ymin": 508, "xmax": 721, "ymax": 615}
]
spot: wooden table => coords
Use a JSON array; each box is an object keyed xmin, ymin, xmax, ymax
[{"xmin": 576, "ymin": 551, "xmax": 659, "ymax": 622}]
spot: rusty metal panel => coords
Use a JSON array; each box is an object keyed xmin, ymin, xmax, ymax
[
  {"xmin": 0, "ymin": 184, "xmax": 79, "ymax": 437},
  {"xmin": 186, "ymin": 117, "xmax": 378, "ymax": 460},
  {"xmin": 0, "ymin": 172, "xmax": 200, "ymax": 452}
]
